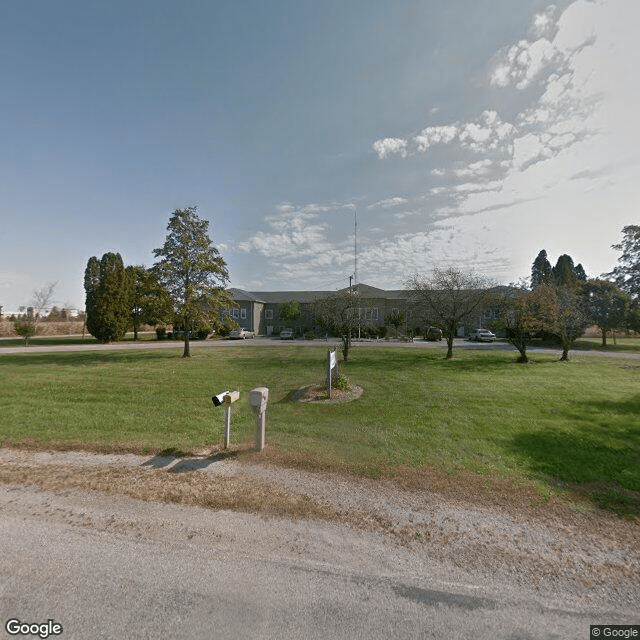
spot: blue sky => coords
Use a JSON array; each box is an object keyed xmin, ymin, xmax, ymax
[{"xmin": 1, "ymin": 0, "xmax": 638, "ymax": 312}]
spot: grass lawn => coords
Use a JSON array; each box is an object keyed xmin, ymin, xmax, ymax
[
  {"xmin": 1, "ymin": 344, "xmax": 638, "ymax": 517},
  {"xmin": 574, "ymin": 336, "xmax": 640, "ymax": 352}
]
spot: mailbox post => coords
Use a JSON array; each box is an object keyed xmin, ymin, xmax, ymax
[
  {"xmin": 249, "ymin": 387, "xmax": 269, "ymax": 451},
  {"xmin": 212, "ymin": 390, "xmax": 240, "ymax": 449}
]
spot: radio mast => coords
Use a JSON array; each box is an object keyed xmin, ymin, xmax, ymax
[{"xmin": 353, "ymin": 209, "xmax": 358, "ymax": 288}]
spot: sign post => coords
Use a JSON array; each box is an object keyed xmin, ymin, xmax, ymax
[{"xmin": 327, "ymin": 349, "xmax": 337, "ymax": 399}]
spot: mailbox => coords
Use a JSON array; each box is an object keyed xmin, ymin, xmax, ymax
[
  {"xmin": 224, "ymin": 390, "xmax": 240, "ymax": 404},
  {"xmin": 212, "ymin": 391, "xmax": 230, "ymax": 407},
  {"xmin": 249, "ymin": 387, "xmax": 269, "ymax": 414}
]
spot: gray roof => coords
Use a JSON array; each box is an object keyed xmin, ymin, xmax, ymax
[
  {"xmin": 227, "ymin": 288, "xmax": 267, "ymax": 303},
  {"xmin": 229, "ymin": 283, "xmax": 411, "ymax": 304}
]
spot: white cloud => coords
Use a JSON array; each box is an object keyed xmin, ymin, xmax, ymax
[
  {"xmin": 453, "ymin": 159, "xmax": 493, "ymax": 179},
  {"xmin": 238, "ymin": 211, "xmax": 330, "ymax": 259},
  {"xmin": 532, "ymin": 6, "xmax": 558, "ymax": 38},
  {"xmin": 414, "ymin": 125, "xmax": 458, "ymax": 151},
  {"xmin": 372, "ymin": 137, "xmax": 408, "ymax": 159},
  {"xmin": 377, "ymin": 110, "xmax": 516, "ymax": 159},
  {"xmin": 369, "ymin": 196, "xmax": 409, "ymax": 209}
]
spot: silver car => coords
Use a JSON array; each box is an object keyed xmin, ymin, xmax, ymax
[
  {"xmin": 468, "ymin": 329, "xmax": 496, "ymax": 342},
  {"xmin": 228, "ymin": 329, "xmax": 255, "ymax": 339}
]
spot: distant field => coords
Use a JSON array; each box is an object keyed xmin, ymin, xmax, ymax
[
  {"xmin": 0, "ymin": 331, "xmax": 158, "ymax": 347},
  {"xmin": 0, "ymin": 320, "xmax": 86, "ymax": 338},
  {"xmin": 0, "ymin": 345, "xmax": 638, "ymax": 517}
]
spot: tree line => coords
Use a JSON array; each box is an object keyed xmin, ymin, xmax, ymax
[
  {"xmin": 9, "ymin": 209, "xmax": 638, "ymax": 362},
  {"xmin": 82, "ymin": 219, "xmax": 638, "ymax": 363},
  {"xmin": 404, "ymin": 226, "xmax": 640, "ymax": 362},
  {"xmin": 83, "ymin": 207, "xmax": 234, "ymax": 357}
]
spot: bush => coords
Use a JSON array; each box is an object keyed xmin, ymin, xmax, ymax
[
  {"xmin": 155, "ymin": 327, "xmax": 167, "ymax": 340},
  {"xmin": 333, "ymin": 373, "xmax": 352, "ymax": 391}
]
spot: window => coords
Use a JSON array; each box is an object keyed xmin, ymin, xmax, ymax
[
  {"xmin": 240, "ymin": 308, "xmax": 247, "ymax": 319},
  {"xmin": 232, "ymin": 308, "xmax": 239, "ymax": 319},
  {"xmin": 265, "ymin": 309, "xmax": 273, "ymax": 320}
]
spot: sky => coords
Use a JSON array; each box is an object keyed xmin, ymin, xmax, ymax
[{"xmin": 1, "ymin": 0, "xmax": 638, "ymax": 312}]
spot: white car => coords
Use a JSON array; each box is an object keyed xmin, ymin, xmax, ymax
[
  {"xmin": 279, "ymin": 328, "xmax": 294, "ymax": 339},
  {"xmin": 228, "ymin": 329, "xmax": 255, "ymax": 339},
  {"xmin": 468, "ymin": 329, "xmax": 496, "ymax": 342}
]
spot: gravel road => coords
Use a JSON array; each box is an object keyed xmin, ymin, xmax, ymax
[{"xmin": 0, "ymin": 448, "xmax": 638, "ymax": 639}]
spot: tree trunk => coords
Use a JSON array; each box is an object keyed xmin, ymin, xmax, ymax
[
  {"xmin": 601, "ymin": 328, "xmax": 607, "ymax": 347},
  {"xmin": 560, "ymin": 345, "xmax": 569, "ymax": 361},
  {"xmin": 183, "ymin": 331, "xmax": 191, "ymax": 358},
  {"xmin": 341, "ymin": 335, "xmax": 350, "ymax": 362},
  {"xmin": 445, "ymin": 337, "xmax": 453, "ymax": 359},
  {"xmin": 516, "ymin": 346, "xmax": 529, "ymax": 363}
]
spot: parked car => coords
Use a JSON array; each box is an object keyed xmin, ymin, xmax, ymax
[
  {"xmin": 425, "ymin": 326, "xmax": 443, "ymax": 341},
  {"xmin": 279, "ymin": 328, "xmax": 294, "ymax": 339},
  {"xmin": 228, "ymin": 329, "xmax": 255, "ymax": 339},
  {"xmin": 467, "ymin": 329, "xmax": 496, "ymax": 342}
]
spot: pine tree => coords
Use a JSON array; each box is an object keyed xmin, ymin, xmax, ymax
[
  {"xmin": 531, "ymin": 250, "xmax": 552, "ymax": 288},
  {"xmin": 84, "ymin": 253, "xmax": 132, "ymax": 343},
  {"xmin": 153, "ymin": 206, "xmax": 232, "ymax": 357},
  {"xmin": 552, "ymin": 254, "xmax": 577, "ymax": 287}
]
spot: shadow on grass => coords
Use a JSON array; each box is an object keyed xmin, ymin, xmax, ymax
[
  {"xmin": 345, "ymin": 350, "xmax": 526, "ymax": 374},
  {"xmin": 509, "ymin": 395, "xmax": 640, "ymax": 517},
  {"xmin": 0, "ymin": 349, "xmax": 180, "ymax": 367}
]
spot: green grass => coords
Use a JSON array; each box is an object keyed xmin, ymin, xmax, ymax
[
  {"xmin": 574, "ymin": 336, "xmax": 640, "ymax": 352},
  {"xmin": 1, "ymin": 345, "xmax": 638, "ymax": 517}
]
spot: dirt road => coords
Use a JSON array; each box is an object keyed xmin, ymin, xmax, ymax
[{"xmin": 0, "ymin": 449, "xmax": 638, "ymax": 639}]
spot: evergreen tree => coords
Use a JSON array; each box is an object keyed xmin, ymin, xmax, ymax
[
  {"xmin": 153, "ymin": 206, "xmax": 232, "ymax": 357},
  {"xmin": 531, "ymin": 250, "xmax": 552, "ymax": 288},
  {"xmin": 552, "ymin": 254, "xmax": 577, "ymax": 286},
  {"xmin": 84, "ymin": 252, "xmax": 132, "ymax": 343}
]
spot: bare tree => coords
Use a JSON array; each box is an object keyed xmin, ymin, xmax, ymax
[
  {"xmin": 13, "ymin": 282, "xmax": 57, "ymax": 345},
  {"xmin": 311, "ymin": 290, "xmax": 374, "ymax": 362},
  {"xmin": 406, "ymin": 268, "xmax": 492, "ymax": 359}
]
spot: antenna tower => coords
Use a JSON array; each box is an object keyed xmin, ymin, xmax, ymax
[{"xmin": 354, "ymin": 209, "xmax": 358, "ymax": 288}]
